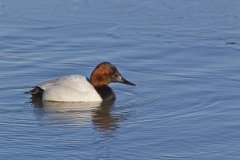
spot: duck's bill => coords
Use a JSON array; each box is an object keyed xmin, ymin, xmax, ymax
[
  {"xmin": 122, "ymin": 79, "xmax": 136, "ymax": 86},
  {"xmin": 117, "ymin": 76, "xmax": 136, "ymax": 86}
]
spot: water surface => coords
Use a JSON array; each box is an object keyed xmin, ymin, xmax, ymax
[{"xmin": 1, "ymin": 0, "xmax": 240, "ymax": 159}]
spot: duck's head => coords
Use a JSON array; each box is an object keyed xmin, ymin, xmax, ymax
[{"xmin": 90, "ymin": 62, "xmax": 136, "ymax": 88}]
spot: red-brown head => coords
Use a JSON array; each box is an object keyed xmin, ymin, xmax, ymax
[{"xmin": 90, "ymin": 62, "xmax": 135, "ymax": 88}]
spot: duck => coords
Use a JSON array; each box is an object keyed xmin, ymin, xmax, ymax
[{"xmin": 30, "ymin": 61, "xmax": 135, "ymax": 102}]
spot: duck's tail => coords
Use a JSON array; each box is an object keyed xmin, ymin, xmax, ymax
[{"xmin": 29, "ymin": 87, "xmax": 44, "ymax": 98}]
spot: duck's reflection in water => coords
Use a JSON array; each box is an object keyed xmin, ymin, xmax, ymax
[
  {"xmin": 31, "ymin": 97, "xmax": 122, "ymax": 132},
  {"xmin": 91, "ymin": 100, "xmax": 121, "ymax": 132}
]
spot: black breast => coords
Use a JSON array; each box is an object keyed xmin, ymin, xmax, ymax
[{"xmin": 95, "ymin": 86, "xmax": 116, "ymax": 101}]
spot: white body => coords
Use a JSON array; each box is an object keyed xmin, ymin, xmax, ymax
[{"xmin": 37, "ymin": 75, "xmax": 102, "ymax": 102}]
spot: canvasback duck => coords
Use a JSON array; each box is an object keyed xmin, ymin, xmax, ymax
[{"xmin": 30, "ymin": 62, "xmax": 135, "ymax": 102}]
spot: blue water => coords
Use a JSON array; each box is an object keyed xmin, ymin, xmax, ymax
[{"xmin": 1, "ymin": 0, "xmax": 240, "ymax": 159}]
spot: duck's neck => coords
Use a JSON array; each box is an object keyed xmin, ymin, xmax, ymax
[
  {"xmin": 94, "ymin": 86, "xmax": 116, "ymax": 101},
  {"xmin": 90, "ymin": 74, "xmax": 109, "ymax": 88},
  {"xmin": 87, "ymin": 77, "xmax": 115, "ymax": 101}
]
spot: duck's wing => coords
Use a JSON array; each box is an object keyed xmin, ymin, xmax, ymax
[
  {"xmin": 30, "ymin": 75, "xmax": 80, "ymax": 96},
  {"xmin": 37, "ymin": 76, "xmax": 68, "ymax": 90},
  {"xmin": 40, "ymin": 75, "xmax": 102, "ymax": 102}
]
